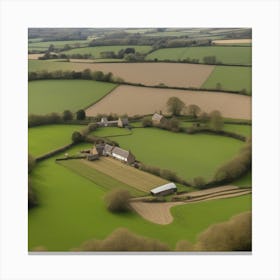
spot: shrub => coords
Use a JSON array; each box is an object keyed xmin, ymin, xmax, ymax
[
  {"xmin": 28, "ymin": 154, "xmax": 36, "ymax": 174},
  {"xmin": 209, "ymin": 110, "xmax": 224, "ymax": 131},
  {"xmin": 142, "ymin": 116, "xmax": 153, "ymax": 127},
  {"xmin": 105, "ymin": 189, "xmax": 131, "ymax": 213},
  {"xmin": 28, "ymin": 179, "xmax": 38, "ymax": 209},
  {"xmin": 193, "ymin": 176, "xmax": 206, "ymax": 188},
  {"xmin": 62, "ymin": 110, "xmax": 73, "ymax": 121},
  {"xmin": 195, "ymin": 212, "xmax": 252, "ymax": 251},
  {"xmin": 71, "ymin": 131, "xmax": 84, "ymax": 143},
  {"xmin": 175, "ymin": 240, "xmax": 194, "ymax": 251},
  {"xmin": 75, "ymin": 228, "xmax": 170, "ymax": 251}
]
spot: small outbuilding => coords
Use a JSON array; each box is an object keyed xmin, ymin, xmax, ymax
[
  {"xmin": 152, "ymin": 113, "xmax": 167, "ymax": 125},
  {"xmin": 118, "ymin": 117, "xmax": 129, "ymax": 128},
  {"xmin": 150, "ymin": 183, "xmax": 177, "ymax": 196}
]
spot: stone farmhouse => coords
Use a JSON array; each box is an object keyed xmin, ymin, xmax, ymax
[
  {"xmin": 152, "ymin": 113, "xmax": 167, "ymax": 125},
  {"xmin": 98, "ymin": 117, "xmax": 129, "ymax": 128}
]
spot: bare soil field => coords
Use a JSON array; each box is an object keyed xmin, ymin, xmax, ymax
[
  {"xmin": 130, "ymin": 201, "xmax": 183, "ymax": 225},
  {"xmin": 28, "ymin": 54, "xmax": 44, "ymax": 60},
  {"xmin": 212, "ymin": 39, "xmax": 252, "ymax": 45},
  {"xmin": 81, "ymin": 157, "xmax": 168, "ymax": 192},
  {"xmin": 86, "ymin": 85, "xmax": 251, "ymax": 119},
  {"xmin": 65, "ymin": 62, "xmax": 215, "ymax": 88}
]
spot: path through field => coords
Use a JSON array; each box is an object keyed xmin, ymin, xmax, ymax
[
  {"xmin": 130, "ymin": 186, "xmax": 251, "ymax": 225},
  {"xmin": 86, "ymin": 85, "xmax": 251, "ymax": 119}
]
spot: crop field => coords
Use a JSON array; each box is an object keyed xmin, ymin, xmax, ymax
[
  {"xmin": 212, "ymin": 39, "xmax": 252, "ymax": 45},
  {"xmin": 202, "ymin": 65, "xmax": 252, "ymax": 93},
  {"xmin": 28, "ymin": 124, "xmax": 85, "ymax": 157},
  {"xmin": 60, "ymin": 157, "xmax": 168, "ymax": 195},
  {"xmin": 86, "ymin": 85, "xmax": 252, "ymax": 119},
  {"xmin": 28, "ymin": 144, "xmax": 251, "ymax": 251},
  {"xmin": 28, "ymin": 80, "xmax": 117, "ymax": 115},
  {"xmin": 28, "ymin": 40, "xmax": 90, "ymax": 51},
  {"xmin": 28, "ymin": 61, "xmax": 214, "ymax": 88},
  {"xmin": 146, "ymin": 46, "xmax": 252, "ymax": 65},
  {"xmin": 92, "ymin": 127, "xmax": 245, "ymax": 182},
  {"xmin": 61, "ymin": 45, "xmax": 152, "ymax": 57}
]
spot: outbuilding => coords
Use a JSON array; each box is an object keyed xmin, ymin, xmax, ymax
[
  {"xmin": 150, "ymin": 183, "xmax": 177, "ymax": 196},
  {"xmin": 152, "ymin": 113, "xmax": 167, "ymax": 125}
]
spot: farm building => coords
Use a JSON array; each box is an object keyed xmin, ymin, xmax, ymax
[
  {"xmin": 150, "ymin": 183, "xmax": 177, "ymax": 196},
  {"xmin": 118, "ymin": 117, "xmax": 129, "ymax": 128},
  {"xmin": 98, "ymin": 117, "xmax": 118, "ymax": 127},
  {"xmin": 152, "ymin": 113, "xmax": 167, "ymax": 125},
  {"xmin": 100, "ymin": 144, "xmax": 135, "ymax": 164}
]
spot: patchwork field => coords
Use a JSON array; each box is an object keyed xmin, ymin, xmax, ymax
[
  {"xmin": 28, "ymin": 144, "xmax": 251, "ymax": 251},
  {"xmin": 92, "ymin": 127, "xmax": 245, "ymax": 182},
  {"xmin": 86, "ymin": 85, "xmax": 252, "ymax": 119},
  {"xmin": 28, "ymin": 39, "xmax": 90, "ymax": 51},
  {"xmin": 146, "ymin": 46, "xmax": 252, "ymax": 65},
  {"xmin": 61, "ymin": 45, "xmax": 152, "ymax": 57},
  {"xmin": 28, "ymin": 61, "xmax": 215, "ymax": 88},
  {"xmin": 61, "ymin": 157, "xmax": 167, "ymax": 194},
  {"xmin": 28, "ymin": 124, "xmax": 85, "ymax": 157},
  {"xmin": 202, "ymin": 65, "xmax": 252, "ymax": 93},
  {"xmin": 28, "ymin": 80, "xmax": 117, "ymax": 114}
]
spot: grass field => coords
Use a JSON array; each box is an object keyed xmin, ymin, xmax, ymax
[
  {"xmin": 92, "ymin": 127, "xmax": 245, "ymax": 182},
  {"xmin": 28, "ymin": 40, "xmax": 90, "ymax": 51},
  {"xmin": 146, "ymin": 46, "xmax": 251, "ymax": 65},
  {"xmin": 61, "ymin": 45, "xmax": 152, "ymax": 58},
  {"xmin": 202, "ymin": 65, "xmax": 252, "ymax": 93},
  {"xmin": 28, "ymin": 144, "xmax": 251, "ymax": 251},
  {"xmin": 28, "ymin": 124, "xmax": 85, "ymax": 157},
  {"xmin": 28, "ymin": 80, "xmax": 117, "ymax": 114},
  {"xmin": 60, "ymin": 157, "xmax": 167, "ymax": 195}
]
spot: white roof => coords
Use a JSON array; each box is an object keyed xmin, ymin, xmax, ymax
[{"xmin": 150, "ymin": 183, "xmax": 177, "ymax": 194}]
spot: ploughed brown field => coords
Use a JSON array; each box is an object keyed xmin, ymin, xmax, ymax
[
  {"xmin": 212, "ymin": 39, "xmax": 252, "ymax": 45},
  {"xmin": 86, "ymin": 85, "xmax": 252, "ymax": 119},
  {"xmin": 56, "ymin": 62, "xmax": 214, "ymax": 88},
  {"xmin": 28, "ymin": 54, "xmax": 44, "ymax": 60}
]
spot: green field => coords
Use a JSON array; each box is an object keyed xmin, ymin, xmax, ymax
[
  {"xmin": 146, "ymin": 46, "xmax": 251, "ymax": 65},
  {"xmin": 28, "ymin": 80, "xmax": 117, "ymax": 114},
  {"xmin": 28, "ymin": 40, "xmax": 90, "ymax": 51},
  {"xmin": 92, "ymin": 127, "xmax": 246, "ymax": 182},
  {"xmin": 61, "ymin": 45, "xmax": 152, "ymax": 58},
  {"xmin": 223, "ymin": 124, "xmax": 252, "ymax": 137},
  {"xmin": 29, "ymin": 60, "xmax": 76, "ymax": 72},
  {"xmin": 202, "ymin": 65, "xmax": 252, "ymax": 93},
  {"xmin": 28, "ymin": 124, "xmax": 85, "ymax": 157},
  {"xmin": 29, "ymin": 144, "xmax": 251, "ymax": 251}
]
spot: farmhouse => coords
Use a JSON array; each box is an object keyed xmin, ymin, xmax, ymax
[
  {"xmin": 99, "ymin": 144, "xmax": 135, "ymax": 164},
  {"xmin": 152, "ymin": 113, "xmax": 166, "ymax": 125},
  {"xmin": 118, "ymin": 117, "xmax": 129, "ymax": 128},
  {"xmin": 150, "ymin": 183, "xmax": 177, "ymax": 196},
  {"xmin": 98, "ymin": 117, "xmax": 119, "ymax": 127}
]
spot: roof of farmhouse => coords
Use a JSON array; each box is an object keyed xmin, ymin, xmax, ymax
[
  {"xmin": 152, "ymin": 113, "xmax": 164, "ymax": 121},
  {"xmin": 150, "ymin": 183, "xmax": 177, "ymax": 194},
  {"xmin": 104, "ymin": 144, "xmax": 114, "ymax": 154},
  {"xmin": 112, "ymin": 146, "xmax": 131, "ymax": 159}
]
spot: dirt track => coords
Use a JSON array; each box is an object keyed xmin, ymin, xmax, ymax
[
  {"xmin": 130, "ymin": 186, "xmax": 251, "ymax": 225},
  {"xmin": 86, "ymin": 85, "xmax": 251, "ymax": 119}
]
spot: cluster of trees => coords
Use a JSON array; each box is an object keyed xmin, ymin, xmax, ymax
[
  {"xmin": 28, "ymin": 69, "xmax": 118, "ymax": 83},
  {"xmin": 28, "ymin": 154, "xmax": 38, "ymax": 209},
  {"xmin": 28, "ymin": 109, "xmax": 87, "ymax": 127},
  {"xmin": 104, "ymin": 189, "xmax": 131, "ymax": 213},
  {"xmin": 203, "ymin": 55, "xmax": 219, "ymax": 64},
  {"xmin": 176, "ymin": 211, "xmax": 252, "ymax": 251},
  {"xmin": 39, "ymin": 52, "xmax": 92, "ymax": 60},
  {"xmin": 74, "ymin": 228, "xmax": 170, "ymax": 251},
  {"xmin": 71, "ymin": 122, "xmax": 98, "ymax": 144},
  {"xmin": 214, "ymin": 139, "xmax": 251, "ymax": 183}
]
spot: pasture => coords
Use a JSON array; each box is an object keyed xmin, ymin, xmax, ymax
[
  {"xmin": 61, "ymin": 45, "xmax": 152, "ymax": 58},
  {"xmin": 28, "ymin": 39, "xmax": 90, "ymax": 51},
  {"xmin": 28, "ymin": 80, "xmax": 117, "ymax": 115},
  {"xmin": 202, "ymin": 65, "xmax": 252, "ymax": 93},
  {"xmin": 92, "ymin": 127, "xmax": 245, "ymax": 182},
  {"xmin": 28, "ymin": 144, "xmax": 251, "ymax": 251},
  {"xmin": 28, "ymin": 124, "xmax": 85, "ymax": 157},
  {"xmin": 146, "ymin": 46, "xmax": 252, "ymax": 65},
  {"xmin": 60, "ymin": 157, "xmax": 167, "ymax": 195},
  {"xmin": 86, "ymin": 85, "xmax": 252, "ymax": 120}
]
